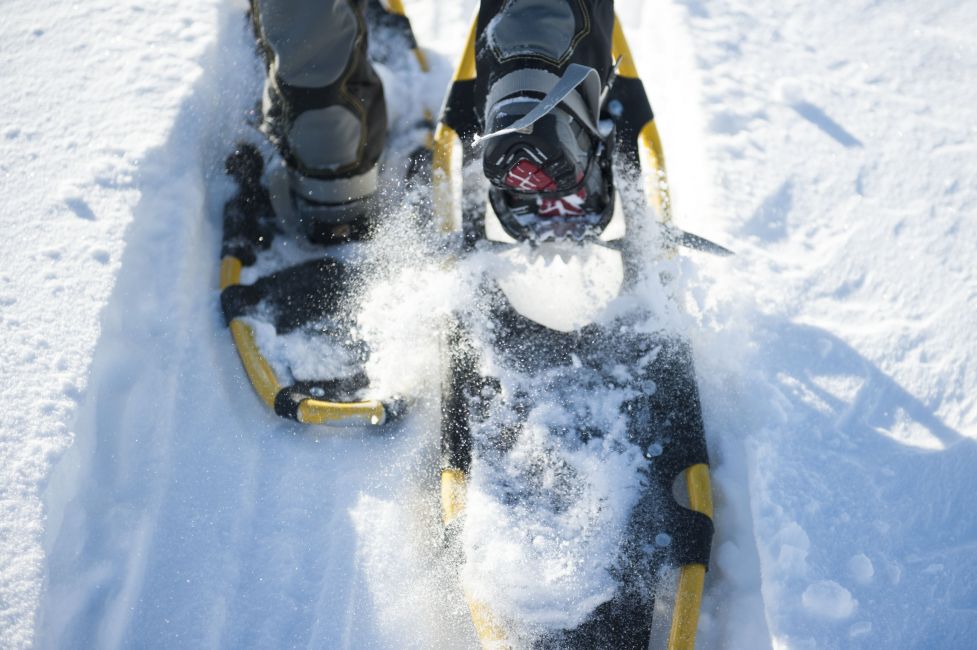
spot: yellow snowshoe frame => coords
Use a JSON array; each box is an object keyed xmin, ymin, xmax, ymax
[{"xmin": 432, "ymin": 14, "xmax": 714, "ymax": 650}]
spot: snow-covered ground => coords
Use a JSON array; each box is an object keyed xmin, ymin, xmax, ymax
[{"xmin": 1, "ymin": 0, "xmax": 975, "ymax": 648}]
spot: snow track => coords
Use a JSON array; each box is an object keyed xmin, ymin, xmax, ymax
[
  {"xmin": 1, "ymin": 0, "xmax": 975, "ymax": 648},
  {"xmin": 38, "ymin": 6, "xmax": 469, "ymax": 648}
]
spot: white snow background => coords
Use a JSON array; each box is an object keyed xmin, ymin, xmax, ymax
[{"xmin": 1, "ymin": 0, "xmax": 975, "ymax": 648}]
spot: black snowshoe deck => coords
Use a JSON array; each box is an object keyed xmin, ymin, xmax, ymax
[{"xmin": 441, "ymin": 282, "xmax": 713, "ymax": 649}]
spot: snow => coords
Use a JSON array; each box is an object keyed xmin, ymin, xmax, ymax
[
  {"xmin": 0, "ymin": 0, "xmax": 975, "ymax": 648},
  {"xmin": 801, "ymin": 580, "xmax": 857, "ymax": 621},
  {"xmin": 457, "ymin": 332, "xmax": 651, "ymax": 632},
  {"xmin": 665, "ymin": 0, "xmax": 977, "ymax": 646},
  {"xmin": 0, "ymin": 1, "xmax": 217, "ymax": 646}
]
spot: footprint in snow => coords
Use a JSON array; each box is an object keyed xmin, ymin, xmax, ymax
[{"xmin": 65, "ymin": 196, "xmax": 96, "ymax": 221}]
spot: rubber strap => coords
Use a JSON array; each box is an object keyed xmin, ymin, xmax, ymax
[
  {"xmin": 475, "ymin": 63, "xmax": 602, "ymax": 145},
  {"xmin": 483, "ymin": 68, "xmax": 599, "ymax": 136}
]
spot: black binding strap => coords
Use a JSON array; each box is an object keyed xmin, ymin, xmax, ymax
[
  {"xmin": 220, "ymin": 257, "xmax": 357, "ymax": 332},
  {"xmin": 222, "ymin": 144, "xmax": 277, "ymax": 265}
]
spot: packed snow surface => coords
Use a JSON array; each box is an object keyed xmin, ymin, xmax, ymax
[{"xmin": 0, "ymin": 0, "xmax": 975, "ymax": 648}]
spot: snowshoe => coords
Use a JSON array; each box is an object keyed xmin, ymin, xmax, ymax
[
  {"xmin": 433, "ymin": 16, "xmax": 715, "ymax": 648},
  {"xmin": 219, "ymin": 0, "xmax": 430, "ymax": 426}
]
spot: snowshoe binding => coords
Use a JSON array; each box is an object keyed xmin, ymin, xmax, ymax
[{"xmin": 479, "ymin": 64, "xmax": 615, "ymax": 242}]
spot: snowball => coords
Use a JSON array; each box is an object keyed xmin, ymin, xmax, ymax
[
  {"xmin": 801, "ymin": 580, "xmax": 857, "ymax": 620},
  {"xmin": 848, "ymin": 554, "xmax": 874, "ymax": 584}
]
